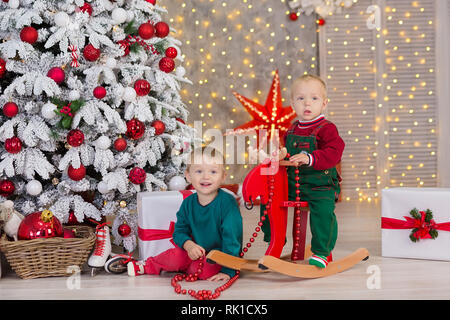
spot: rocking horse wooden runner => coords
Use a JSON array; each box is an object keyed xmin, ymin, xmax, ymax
[{"xmin": 206, "ymin": 149, "xmax": 369, "ymax": 278}]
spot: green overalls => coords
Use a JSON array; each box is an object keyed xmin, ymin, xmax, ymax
[{"xmin": 260, "ymin": 120, "xmax": 340, "ymax": 257}]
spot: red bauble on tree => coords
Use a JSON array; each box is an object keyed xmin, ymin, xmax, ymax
[
  {"xmin": 129, "ymin": 167, "xmax": 146, "ymax": 184},
  {"xmin": 93, "ymin": 86, "xmax": 107, "ymax": 99},
  {"xmin": 20, "ymin": 26, "xmax": 38, "ymax": 44},
  {"xmin": 154, "ymin": 21, "xmax": 170, "ymax": 38},
  {"xmin": 47, "ymin": 67, "xmax": 65, "ymax": 84},
  {"xmin": 165, "ymin": 47, "xmax": 178, "ymax": 59},
  {"xmin": 79, "ymin": 3, "xmax": 93, "ymax": 16},
  {"xmin": 0, "ymin": 179, "xmax": 15, "ymax": 197},
  {"xmin": 118, "ymin": 222, "xmax": 131, "ymax": 237},
  {"xmin": 67, "ymin": 129, "xmax": 85, "ymax": 147},
  {"xmin": 5, "ymin": 136, "xmax": 22, "ymax": 154},
  {"xmin": 3, "ymin": 102, "xmax": 18, "ymax": 118},
  {"xmin": 83, "ymin": 44, "xmax": 101, "ymax": 61},
  {"xmin": 68, "ymin": 164, "xmax": 86, "ymax": 181},
  {"xmin": 138, "ymin": 23, "xmax": 155, "ymax": 40},
  {"xmin": 18, "ymin": 210, "xmax": 64, "ymax": 240},
  {"xmin": 126, "ymin": 118, "xmax": 146, "ymax": 140},
  {"xmin": 159, "ymin": 57, "xmax": 175, "ymax": 73},
  {"xmin": 152, "ymin": 120, "xmax": 165, "ymax": 135},
  {"xmin": 134, "ymin": 79, "xmax": 151, "ymax": 96},
  {"xmin": 317, "ymin": 18, "xmax": 326, "ymax": 26},
  {"xmin": 289, "ymin": 12, "xmax": 299, "ymax": 21},
  {"xmin": 0, "ymin": 58, "xmax": 6, "ymax": 78},
  {"xmin": 114, "ymin": 137, "xmax": 127, "ymax": 152}
]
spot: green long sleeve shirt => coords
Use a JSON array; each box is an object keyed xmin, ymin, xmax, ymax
[{"xmin": 173, "ymin": 189, "xmax": 243, "ymax": 277}]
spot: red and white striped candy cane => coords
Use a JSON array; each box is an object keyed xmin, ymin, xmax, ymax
[{"xmin": 69, "ymin": 45, "xmax": 79, "ymax": 67}]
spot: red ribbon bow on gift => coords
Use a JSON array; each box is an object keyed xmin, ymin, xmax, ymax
[
  {"xmin": 382, "ymin": 210, "xmax": 450, "ymax": 241},
  {"xmin": 138, "ymin": 221, "xmax": 176, "ymax": 245}
]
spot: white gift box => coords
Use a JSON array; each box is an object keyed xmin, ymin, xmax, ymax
[
  {"xmin": 381, "ymin": 188, "xmax": 450, "ymax": 261},
  {"xmin": 137, "ymin": 190, "xmax": 195, "ymax": 261}
]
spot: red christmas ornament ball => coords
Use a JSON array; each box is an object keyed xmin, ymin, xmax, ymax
[
  {"xmin": 83, "ymin": 44, "xmax": 101, "ymax": 61},
  {"xmin": 0, "ymin": 179, "xmax": 15, "ymax": 197},
  {"xmin": 317, "ymin": 18, "xmax": 326, "ymax": 26},
  {"xmin": 67, "ymin": 129, "xmax": 85, "ymax": 147},
  {"xmin": 138, "ymin": 23, "xmax": 155, "ymax": 40},
  {"xmin": 0, "ymin": 58, "xmax": 6, "ymax": 78},
  {"xmin": 68, "ymin": 164, "xmax": 86, "ymax": 181},
  {"xmin": 17, "ymin": 210, "xmax": 64, "ymax": 240},
  {"xmin": 118, "ymin": 222, "xmax": 131, "ymax": 237},
  {"xmin": 79, "ymin": 3, "xmax": 93, "ymax": 16},
  {"xmin": 20, "ymin": 26, "xmax": 38, "ymax": 44},
  {"xmin": 289, "ymin": 12, "xmax": 299, "ymax": 21},
  {"xmin": 159, "ymin": 57, "xmax": 175, "ymax": 73},
  {"xmin": 129, "ymin": 167, "xmax": 147, "ymax": 184},
  {"xmin": 155, "ymin": 21, "xmax": 170, "ymax": 38},
  {"xmin": 5, "ymin": 136, "xmax": 22, "ymax": 154},
  {"xmin": 114, "ymin": 137, "xmax": 127, "ymax": 152},
  {"xmin": 47, "ymin": 67, "xmax": 65, "ymax": 84},
  {"xmin": 93, "ymin": 86, "xmax": 107, "ymax": 99},
  {"xmin": 165, "ymin": 47, "xmax": 178, "ymax": 59},
  {"xmin": 126, "ymin": 118, "xmax": 146, "ymax": 140},
  {"xmin": 134, "ymin": 79, "xmax": 151, "ymax": 96},
  {"xmin": 152, "ymin": 120, "xmax": 165, "ymax": 135},
  {"xmin": 3, "ymin": 102, "xmax": 18, "ymax": 118}
]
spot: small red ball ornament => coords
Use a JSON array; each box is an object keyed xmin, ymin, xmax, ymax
[
  {"xmin": 145, "ymin": 0, "xmax": 156, "ymax": 4},
  {"xmin": 68, "ymin": 164, "xmax": 86, "ymax": 181},
  {"xmin": 118, "ymin": 222, "xmax": 131, "ymax": 237},
  {"xmin": 17, "ymin": 210, "xmax": 64, "ymax": 240},
  {"xmin": 154, "ymin": 21, "xmax": 170, "ymax": 38},
  {"xmin": 134, "ymin": 79, "xmax": 151, "ymax": 96},
  {"xmin": 47, "ymin": 67, "xmax": 65, "ymax": 84},
  {"xmin": 159, "ymin": 57, "xmax": 175, "ymax": 73},
  {"xmin": 3, "ymin": 102, "xmax": 18, "ymax": 118},
  {"xmin": 0, "ymin": 179, "xmax": 15, "ymax": 197},
  {"xmin": 152, "ymin": 120, "xmax": 165, "ymax": 135},
  {"xmin": 114, "ymin": 137, "xmax": 127, "ymax": 152},
  {"xmin": 129, "ymin": 167, "xmax": 146, "ymax": 184},
  {"xmin": 79, "ymin": 3, "xmax": 93, "ymax": 16},
  {"xmin": 317, "ymin": 18, "xmax": 326, "ymax": 26},
  {"xmin": 67, "ymin": 129, "xmax": 85, "ymax": 147},
  {"xmin": 93, "ymin": 86, "xmax": 107, "ymax": 99},
  {"xmin": 5, "ymin": 136, "xmax": 22, "ymax": 154},
  {"xmin": 83, "ymin": 44, "xmax": 101, "ymax": 61},
  {"xmin": 138, "ymin": 23, "xmax": 155, "ymax": 40},
  {"xmin": 289, "ymin": 12, "xmax": 299, "ymax": 21},
  {"xmin": 20, "ymin": 26, "xmax": 38, "ymax": 44},
  {"xmin": 0, "ymin": 58, "xmax": 6, "ymax": 78},
  {"xmin": 126, "ymin": 118, "xmax": 146, "ymax": 140},
  {"xmin": 165, "ymin": 47, "xmax": 178, "ymax": 59}
]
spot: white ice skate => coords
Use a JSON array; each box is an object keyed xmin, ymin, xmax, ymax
[{"xmin": 88, "ymin": 223, "xmax": 112, "ymax": 276}]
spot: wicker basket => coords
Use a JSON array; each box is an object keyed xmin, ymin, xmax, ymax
[{"xmin": 0, "ymin": 225, "xmax": 96, "ymax": 279}]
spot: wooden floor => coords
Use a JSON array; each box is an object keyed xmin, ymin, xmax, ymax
[{"xmin": 1, "ymin": 200, "xmax": 450, "ymax": 300}]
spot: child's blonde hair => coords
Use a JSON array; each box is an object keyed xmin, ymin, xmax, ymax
[
  {"xmin": 291, "ymin": 74, "xmax": 328, "ymax": 99},
  {"xmin": 187, "ymin": 146, "xmax": 225, "ymax": 170}
]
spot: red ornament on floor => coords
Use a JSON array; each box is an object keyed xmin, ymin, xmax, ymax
[
  {"xmin": 47, "ymin": 67, "xmax": 65, "ymax": 84},
  {"xmin": 138, "ymin": 23, "xmax": 155, "ymax": 40},
  {"xmin": 129, "ymin": 167, "xmax": 146, "ymax": 184},
  {"xmin": 152, "ymin": 120, "xmax": 165, "ymax": 135},
  {"xmin": 93, "ymin": 86, "xmax": 107, "ymax": 99},
  {"xmin": 0, "ymin": 179, "xmax": 15, "ymax": 197},
  {"xmin": 126, "ymin": 118, "xmax": 146, "ymax": 140},
  {"xmin": 154, "ymin": 21, "xmax": 170, "ymax": 38},
  {"xmin": 83, "ymin": 44, "xmax": 101, "ymax": 61},
  {"xmin": 5, "ymin": 136, "xmax": 22, "ymax": 154},
  {"xmin": 68, "ymin": 164, "xmax": 86, "ymax": 181},
  {"xmin": 134, "ymin": 79, "xmax": 151, "ymax": 96},
  {"xmin": 3, "ymin": 102, "xmax": 18, "ymax": 118},
  {"xmin": 114, "ymin": 137, "xmax": 127, "ymax": 152},
  {"xmin": 159, "ymin": 57, "xmax": 175, "ymax": 73},
  {"xmin": 18, "ymin": 210, "xmax": 64, "ymax": 240},
  {"xmin": 20, "ymin": 26, "xmax": 38, "ymax": 44},
  {"xmin": 67, "ymin": 129, "xmax": 85, "ymax": 147}
]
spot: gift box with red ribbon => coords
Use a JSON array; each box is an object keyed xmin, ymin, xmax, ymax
[{"xmin": 381, "ymin": 188, "xmax": 450, "ymax": 261}]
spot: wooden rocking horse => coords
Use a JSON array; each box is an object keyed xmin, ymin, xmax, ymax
[{"xmin": 206, "ymin": 148, "xmax": 369, "ymax": 278}]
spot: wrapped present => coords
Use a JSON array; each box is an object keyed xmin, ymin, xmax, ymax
[{"xmin": 381, "ymin": 188, "xmax": 450, "ymax": 261}]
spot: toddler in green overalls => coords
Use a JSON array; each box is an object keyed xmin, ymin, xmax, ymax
[{"xmin": 261, "ymin": 74, "xmax": 345, "ymax": 268}]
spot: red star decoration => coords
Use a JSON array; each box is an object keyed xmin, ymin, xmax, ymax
[{"xmin": 228, "ymin": 70, "xmax": 297, "ymax": 146}]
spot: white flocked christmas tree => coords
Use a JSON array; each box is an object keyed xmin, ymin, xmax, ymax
[{"xmin": 0, "ymin": 0, "xmax": 194, "ymax": 252}]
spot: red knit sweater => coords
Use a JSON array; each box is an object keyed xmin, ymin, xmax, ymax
[{"xmin": 285, "ymin": 115, "xmax": 345, "ymax": 171}]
